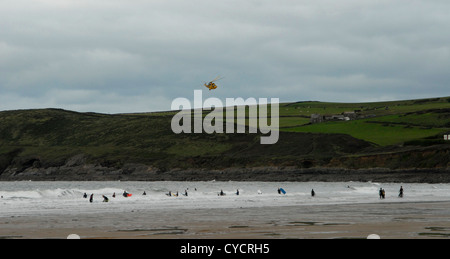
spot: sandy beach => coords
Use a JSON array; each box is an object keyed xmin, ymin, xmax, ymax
[{"xmin": 1, "ymin": 201, "xmax": 450, "ymax": 239}]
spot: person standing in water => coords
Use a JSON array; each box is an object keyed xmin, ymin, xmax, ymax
[
  {"xmin": 89, "ymin": 194, "xmax": 94, "ymax": 203},
  {"xmin": 399, "ymin": 186, "xmax": 404, "ymax": 198},
  {"xmin": 311, "ymin": 189, "xmax": 315, "ymax": 197}
]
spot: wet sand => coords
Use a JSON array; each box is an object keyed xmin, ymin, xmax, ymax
[{"xmin": 1, "ymin": 201, "xmax": 450, "ymax": 239}]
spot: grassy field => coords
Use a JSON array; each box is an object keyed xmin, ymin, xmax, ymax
[
  {"xmin": 284, "ymin": 120, "xmax": 444, "ymax": 146},
  {"xmin": 232, "ymin": 96, "xmax": 450, "ymax": 146}
]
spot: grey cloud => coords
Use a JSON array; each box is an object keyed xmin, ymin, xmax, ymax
[{"xmin": 1, "ymin": 0, "xmax": 449, "ymax": 113}]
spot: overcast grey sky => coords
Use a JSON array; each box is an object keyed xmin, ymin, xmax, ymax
[{"xmin": 1, "ymin": 0, "xmax": 449, "ymax": 113}]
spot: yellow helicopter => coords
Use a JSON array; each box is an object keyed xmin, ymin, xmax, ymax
[{"xmin": 204, "ymin": 76, "xmax": 223, "ymax": 90}]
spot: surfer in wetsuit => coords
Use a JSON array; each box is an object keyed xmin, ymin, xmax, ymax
[
  {"xmin": 89, "ymin": 194, "xmax": 93, "ymax": 203},
  {"xmin": 311, "ymin": 189, "xmax": 315, "ymax": 197},
  {"xmin": 123, "ymin": 191, "xmax": 129, "ymax": 198},
  {"xmin": 102, "ymin": 195, "xmax": 109, "ymax": 202},
  {"xmin": 277, "ymin": 188, "xmax": 281, "ymax": 194},
  {"xmin": 380, "ymin": 189, "xmax": 385, "ymax": 199},
  {"xmin": 83, "ymin": 193, "xmax": 87, "ymax": 199},
  {"xmin": 399, "ymin": 186, "xmax": 404, "ymax": 198}
]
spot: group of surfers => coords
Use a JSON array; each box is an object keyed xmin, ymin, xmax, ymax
[
  {"xmin": 83, "ymin": 186, "xmax": 406, "ymax": 202},
  {"xmin": 83, "ymin": 190, "xmax": 131, "ymax": 203}
]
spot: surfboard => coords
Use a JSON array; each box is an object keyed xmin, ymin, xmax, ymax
[
  {"xmin": 280, "ymin": 188, "xmax": 286, "ymax": 194},
  {"xmin": 127, "ymin": 194, "xmax": 132, "ymax": 197}
]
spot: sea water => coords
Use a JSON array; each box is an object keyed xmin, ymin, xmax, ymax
[{"xmin": 1, "ymin": 181, "xmax": 450, "ymax": 218}]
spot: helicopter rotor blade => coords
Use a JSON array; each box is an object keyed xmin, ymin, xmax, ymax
[{"xmin": 211, "ymin": 76, "xmax": 224, "ymax": 82}]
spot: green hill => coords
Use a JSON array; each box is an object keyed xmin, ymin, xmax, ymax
[{"xmin": 0, "ymin": 97, "xmax": 449, "ymax": 181}]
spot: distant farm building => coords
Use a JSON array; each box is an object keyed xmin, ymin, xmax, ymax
[
  {"xmin": 343, "ymin": 111, "xmax": 357, "ymax": 120},
  {"xmin": 310, "ymin": 114, "xmax": 324, "ymax": 124},
  {"xmin": 311, "ymin": 111, "xmax": 358, "ymax": 124},
  {"xmin": 310, "ymin": 111, "xmax": 376, "ymax": 124}
]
